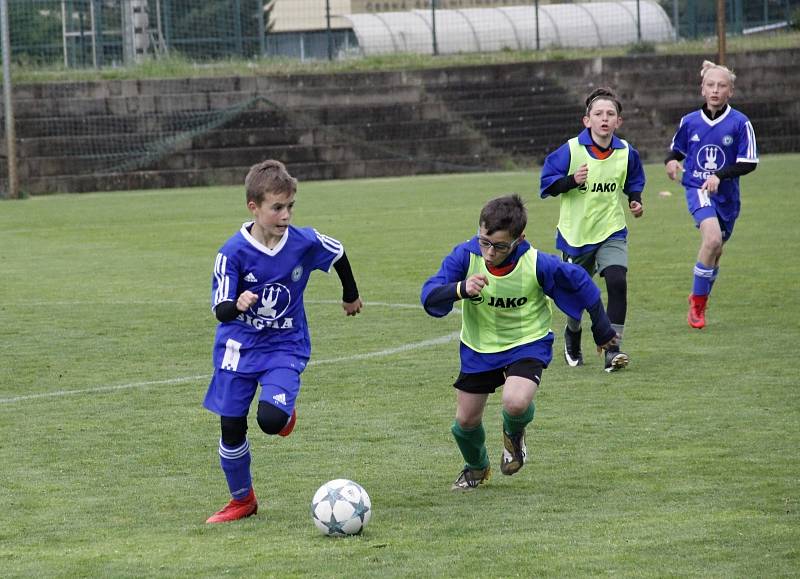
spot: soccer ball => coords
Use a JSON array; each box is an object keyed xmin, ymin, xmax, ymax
[{"xmin": 311, "ymin": 479, "xmax": 372, "ymax": 536}]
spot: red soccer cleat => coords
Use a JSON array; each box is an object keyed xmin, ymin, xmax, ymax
[
  {"xmin": 687, "ymin": 294, "xmax": 708, "ymax": 329},
  {"xmin": 278, "ymin": 409, "xmax": 297, "ymax": 437},
  {"xmin": 206, "ymin": 488, "xmax": 258, "ymax": 524}
]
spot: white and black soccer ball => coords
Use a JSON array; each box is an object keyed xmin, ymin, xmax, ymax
[{"xmin": 311, "ymin": 479, "xmax": 372, "ymax": 536}]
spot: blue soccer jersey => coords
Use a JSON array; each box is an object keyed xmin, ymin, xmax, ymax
[
  {"xmin": 669, "ymin": 106, "xmax": 758, "ymax": 222},
  {"xmin": 210, "ymin": 223, "xmax": 343, "ymax": 374}
]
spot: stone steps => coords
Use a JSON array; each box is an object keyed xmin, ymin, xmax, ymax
[
  {"xmin": 19, "ymin": 134, "xmax": 492, "ymax": 179},
  {"xmin": 17, "ymin": 119, "xmax": 468, "ymax": 158},
  {"xmin": 5, "ymin": 48, "xmax": 797, "ymax": 194},
  {"xmin": 18, "ymin": 153, "xmax": 511, "ymax": 195},
  {"xmin": 10, "ymin": 88, "xmax": 431, "ymax": 119}
]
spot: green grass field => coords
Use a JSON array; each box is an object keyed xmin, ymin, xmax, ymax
[
  {"xmin": 14, "ymin": 31, "xmax": 800, "ymax": 83},
  {"xmin": 1, "ymin": 156, "xmax": 798, "ymax": 577}
]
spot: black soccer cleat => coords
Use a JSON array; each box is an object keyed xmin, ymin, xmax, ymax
[
  {"xmin": 501, "ymin": 430, "xmax": 527, "ymax": 476},
  {"xmin": 603, "ymin": 347, "xmax": 629, "ymax": 373},
  {"xmin": 564, "ymin": 326, "xmax": 584, "ymax": 367},
  {"xmin": 451, "ymin": 465, "xmax": 492, "ymax": 491}
]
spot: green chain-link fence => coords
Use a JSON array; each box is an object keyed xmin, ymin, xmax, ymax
[{"xmin": 3, "ymin": 0, "xmax": 799, "ymax": 67}]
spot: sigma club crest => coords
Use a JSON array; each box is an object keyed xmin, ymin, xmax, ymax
[
  {"xmin": 696, "ymin": 144, "xmax": 726, "ymax": 173},
  {"xmin": 252, "ymin": 283, "xmax": 292, "ymax": 321}
]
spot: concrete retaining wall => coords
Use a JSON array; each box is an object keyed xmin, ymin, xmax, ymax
[{"xmin": 2, "ymin": 48, "xmax": 798, "ymax": 194}]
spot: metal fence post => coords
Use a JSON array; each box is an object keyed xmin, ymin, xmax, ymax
[
  {"xmin": 162, "ymin": 0, "xmax": 171, "ymax": 53},
  {"xmin": 431, "ymin": 0, "xmax": 438, "ymax": 56},
  {"xmin": 0, "ymin": 0, "xmax": 19, "ymax": 199},
  {"xmin": 93, "ymin": 0, "xmax": 105, "ymax": 66},
  {"xmin": 673, "ymin": 0, "xmax": 679, "ymax": 40},
  {"xmin": 636, "ymin": 0, "xmax": 642, "ymax": 42},
  {"xmin": 233, "ymin": 0, "xmax": 243, "ymax": 55},
  {"xmin": 89, "ymin": 0, "xmax": 97, "ymax": 67},
  {"xmin": 326, "ymin": 0, "xmax": 332, "ymax": 61},
  {"xmin": 734, "ymin": 0, "xmax": 743, "ymax": 34},
  {"xmin": 78, "ymin": 9, "xmax": 87, "ymax": 67},
  {"xmin": 535, "ymin": 0, "xmax": 540, "ymax": 50},
  {"xmin": 257, "ymin": 1, "xmax": 266, "ymax": 57}
]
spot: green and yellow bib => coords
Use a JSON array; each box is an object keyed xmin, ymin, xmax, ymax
[
  {"xmin": 460, "ymin": 249, "xmax": 552, "ymax": 353},
  {"xmin": 557, "ymin": 138, "xmax": 629, "ymax": 247}
]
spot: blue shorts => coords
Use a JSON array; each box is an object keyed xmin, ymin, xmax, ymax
[
  {"xmin": 204, "ymin": 364, "xmax": 302, "ymax": 418},
  {"xmin": 691, "ymin": 205, "xmax": 735, "ymax": 242},
  {"xmin": 686, "ymin": 187, "xmax": 735, "ymax": 242}
]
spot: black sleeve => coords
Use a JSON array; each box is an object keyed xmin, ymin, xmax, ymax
[
  {"xmin": 664, "ymin": 150, "xmax": 685, "ymax": 164},
  {"xmin": 586, "ymin": 299, "xmax": 616, "ymax": 346},
  {"xmin": 626, "ymin": 190, "xmax": 642, "ymax": 205},
  {"xmin": 542, "ymin": 175, "xmax": 579, "ymax": 197},
  {"xmin": 715, "ymin": 161, "xmax": 757, "ymax": 180},
  {"xmin": 333, "ymin": 251, "xmax": 360, "ymax": 303},
  {"xmin": 214, "ymin": 300, "xmax": 240, "ymax": 323}
]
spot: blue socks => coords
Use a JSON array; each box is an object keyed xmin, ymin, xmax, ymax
[
  {"xmin": 219, "ymin": 439, "xmax": 252, "ymax": 500},
  {"xmin": 692, "ymin": 262, "xmax": 715, "ymax": 296}
]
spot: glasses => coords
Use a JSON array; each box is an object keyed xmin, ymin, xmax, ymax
[{"xmin": 477, "ymin": 236, "xmax": 520, "ymax": 252}]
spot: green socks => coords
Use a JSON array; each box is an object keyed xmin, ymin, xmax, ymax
[
  {"xmin": 451, "ymin": 421, "xmax": 489, "ymax": 470},
  {"xmin": 451, "ymin": 404, "xmax": 534, "ymax": 469},
  {"xmin": 502, "ymin": 402, "xmax": 535, "ymax": 435}
]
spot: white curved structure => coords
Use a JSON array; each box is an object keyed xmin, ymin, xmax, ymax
[{"xmin": 343, "ymin": 1, "xmax": 674, "ymax": 55}]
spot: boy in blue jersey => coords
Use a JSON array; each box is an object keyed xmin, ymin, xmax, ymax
[
  {"xmin": 204, "ymin": 160, "xmax": 363, "ymax": 523},
  {"xmin": 540, "ymin": 88, "xmax": 645, "ymax": 372},
  {"xmin": 421, "ymin": 194, "xmax": 619, "ymax": 490},
  {"xmin": 665, "ymin": 61, "xmax": 758, "ymax": 329}
]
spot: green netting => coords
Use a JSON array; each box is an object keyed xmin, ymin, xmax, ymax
[
  {"xmin": 6, "ymin": 0, "xmax": 271, "ymax": 67},
  {"xmin": 4, "ymin": 1, "xmax": 799, "ymax": 67},
  {"xmin": 75, "ymin": 97, "xmax": 266, "ymax": 174}
]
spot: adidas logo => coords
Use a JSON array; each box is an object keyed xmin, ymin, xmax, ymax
[
  {"xmin": 244, "ymin": 272, "xmax": 258, "ymax": 282},
  {"xmin": 272, "ymin": 392, "xmax": 287, "ymax": 405},
  {"xmin": 690, "ymin": 134, "xmax": 700, "ymax": 142}
]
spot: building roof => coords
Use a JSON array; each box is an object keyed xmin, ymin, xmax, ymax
[{"xmin": 342, "ymin": 1, "xmax": 675, "ymax": 54}]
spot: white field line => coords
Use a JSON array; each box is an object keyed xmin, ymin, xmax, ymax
[
  {"xmin": 0, "ymin": 375, "xmax": 212, "ymax": 404},
  {"xmin": 27, "ymin": 300, "xmax": 428, "ymax": 309},
  {"xmin": 309, "ymin": 332, "xmax": 458, "ymax": 366},
  {"xmin": 0, "ymin": 300, "xmax": 460, "ymax": 405},
  {"xmin": 0, "ymin": 333, "xmax": 458, "ymax": 405}
]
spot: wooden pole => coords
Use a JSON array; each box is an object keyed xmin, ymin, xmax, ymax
[{"xmin": 717, "ymin": 0, "xmax": 726, "ymax": 65}]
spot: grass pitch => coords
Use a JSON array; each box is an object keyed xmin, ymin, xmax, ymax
[{"xmin": 1, "ymin": 155, "xmax": 798, "ymax": 577}]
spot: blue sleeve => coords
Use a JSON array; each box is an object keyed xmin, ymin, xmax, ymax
[
  {"xmin": 535, "ymin": 251, "xmax": 601, "ymax": 320},
  {"xmin": 670, "ymin": 115, "xmax": 689, "ymax": 156},
  {"xmin": 421, "ymin": 245, "xmax": 471, "ymax": 318},
  {"xmin": 736, "ymin": 117, "xmax": 758, "ymax": 163},
  {"xmin": 539, "ymin": 142, "xmax": 572, "ymax": 198},
  {"xmin": 624, "ymin": 145, "xmax": 646, "ymax": 194},
  {"xmin": 306, "ymin": 228, "xmax": 345, "ymax": 273},
  {"xmin": 211, "ymin": 248, "xmax": 240, "ymax": 310}
]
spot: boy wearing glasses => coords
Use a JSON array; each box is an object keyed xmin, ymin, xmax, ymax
[
  {"xmin": 421, "ymin": 194, "xmax": 619, "ymax": 490},
  {"xmin": 540, "ymin": 88, "xmax": 645, "ymax": 372}
]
